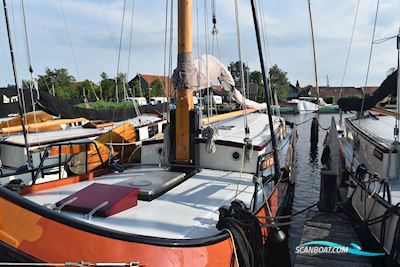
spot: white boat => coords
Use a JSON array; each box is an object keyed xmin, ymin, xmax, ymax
[
  {"xmin": 0, "ymin": 114, "xmax": 166, "ymax": 186},
  {"xmin": 338, "ymin": 33, "xmax": 400, "ymax": 263},
  {"xmin": 340, "ymin": 111, "xmax": 400, "ymax": 263}
]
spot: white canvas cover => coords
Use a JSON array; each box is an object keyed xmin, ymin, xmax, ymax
[{"xmin": 193, "ymin": 55, "xmax": 268, "ymax": 110}]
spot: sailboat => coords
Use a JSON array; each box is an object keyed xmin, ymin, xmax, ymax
[
  {"xmin": 338, "ymin": 32, "xmax": 400, "ymax": 263},
  {"xmin": 0, "ymin": 0, "xmax": 296, "ymax": 266}
]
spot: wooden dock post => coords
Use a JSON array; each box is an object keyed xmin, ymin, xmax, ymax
[{"xmin": 318, "ymin": 117, "xmax": 340, "ymax": 211}]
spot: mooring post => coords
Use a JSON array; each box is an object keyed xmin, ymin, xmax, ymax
[
  {"xmin": 318, "ymin": 170, "xmax": 337, "ymax": 211},
  {"xmin": 318, "ymin": 117, "xmax": 339, "ymax": 211},
  {"xmin": 310, "ymin": 117, "xmax": 319, "ymax": 150}
]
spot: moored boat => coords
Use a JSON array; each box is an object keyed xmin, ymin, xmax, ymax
[
  {"xmin": 338, "ymin": 32, "xmax": 400, "ymax": 264},
  {"xmin": 0, "ymin": 0, "xmax": 297, "ymax": 266}
]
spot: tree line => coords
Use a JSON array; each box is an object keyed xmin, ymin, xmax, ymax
[
  {"xmin": 227, "ymin": 61, "xmax": 290, "ymax": 102},
  {"xmin": 21, "ymin": 63, "xmax": 290, "ymax": 102},
  {"xmin": 21, "ymin": 68, "xmax": 166, "ymax": 101}
]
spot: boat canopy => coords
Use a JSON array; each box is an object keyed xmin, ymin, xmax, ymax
[{"xmin": 337, "ymin": 69, "xmax": 397, "ymax": 112}]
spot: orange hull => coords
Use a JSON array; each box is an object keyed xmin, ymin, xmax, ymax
[{"xmin": 0, "ymin": 173, "xmax": 282, "ymax": 266}]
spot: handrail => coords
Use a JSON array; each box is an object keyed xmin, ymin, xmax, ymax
[
  {"xmin": 0, "ymin": 140, "xmax": 105, "ymax": 185},
  {"xmin": 32, "ymin": 140, "xmax": 105, "ymax": 184},
  {"xmin": 253, "ymin": 150, "xmax": 276, "ymax": 211},
  {"xmin": 354, "ymin": 164, "xmax": 392, "ymax": 204}
]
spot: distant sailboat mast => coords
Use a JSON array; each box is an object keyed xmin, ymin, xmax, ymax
[{"xmin": 307, "ymin": 0, "xmax": 320, "ymax": 109}]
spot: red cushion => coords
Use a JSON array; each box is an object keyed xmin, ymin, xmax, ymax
[{"xmin": 56, "ymin": 183, "xmax": 140, "ymax": 217}]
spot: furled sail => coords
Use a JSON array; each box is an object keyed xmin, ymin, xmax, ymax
[
  {"xmin": 337, "ymin": 69, "xmax": 397, "ymax": 112},
  {"xmin": 193, "ymin": 55, "xmax": 268, "ymax": 110}
]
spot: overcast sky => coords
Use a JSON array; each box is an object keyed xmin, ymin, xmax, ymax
[{"xmin": 0, "ymin": 0, "xmax": 399, "ymax": 88}]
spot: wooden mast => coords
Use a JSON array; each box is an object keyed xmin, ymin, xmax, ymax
[
  {"xmin": 307, "ymin": 0, "xmax": 320, "ymax": 108},
  {"xmin": 175, "ymin": 0, "xmax": 194, "ymax": 163}
]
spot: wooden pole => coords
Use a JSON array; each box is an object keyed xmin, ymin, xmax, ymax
[
  {"xmin": 175, "ymin": 0, "xmax": 194, "ymax": 162},
  {"xmin": 202, "ymin": 109, "xmax": 256, "ymax": 125},
  {"xmin": 307, "ymin": 0, "xmax": 320, "ymax": 108}
]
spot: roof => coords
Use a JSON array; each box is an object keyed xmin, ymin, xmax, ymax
[
  {"xmin": 363, "ymin": 86, "xmax": 379, "ymax": 94},
  {"xmin": 130, "ymin": 74, "xmax": 174, "ymax": 97},
  {"xmin": 305, "ymin": 86, "xmax": 379, "ymax": 97}
]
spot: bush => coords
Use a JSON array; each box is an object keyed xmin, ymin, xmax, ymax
[
  {"xmin": 76, "ymin": 101, "xmax": 135, "ymax": 110},
  {"xmin": 323, "ymin": 97, "xmax": 334, "ymax": 104}
]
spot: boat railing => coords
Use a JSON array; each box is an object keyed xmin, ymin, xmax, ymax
[
  {"xmin": 252, "ymin": 150, "xmax": 276, "ymax": 211},
  {"xmin": 354, "ymin": 164, "xmax": 391, "ymax": 204},
  {"xmin": 255, "ymin": 150, "xmax": 275, "ymax": 179},
  {"xmin": 0, "ymin": 140, "xmax": 105, "ymax": 185}
]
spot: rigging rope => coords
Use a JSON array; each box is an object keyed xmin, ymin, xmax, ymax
[
  {"xmin": 234, "ymin": 0, "xmax": 250, "ymax": 139},
  {"xmin": 256, "ymin": 0, "xmax": 279, "ymax": 117},
  {"xmin": 59, "ymin": 0, "xmax": 98, "ymax": 101},
  {"xmin": 203, "ymin": 0, "xmax": 212, "ymax": 119},
  {"xmin": 115, "ymin": 0, "xmax": 128, "ymax": 102},
  {"xmin": 125, "ymin": 0, "xmax": 142, "ymax": 122},
  {"xmin": 359, "ymin": 0, "xmax": 380, "ymax": 122},
  {"xmin": 210, "ymin": 0, "xmax": 221, "ymax": 60},
  {"xmin": 339, "ymin": 0, "xmax": 360, "ymax": 125},
  {"xmin": 196, "ymin": 0, "xmax": 203, "ymax": 125},
  {"xmin": 98, "ymin": 0, "xmax": 118, "ymax": 55},
  {"xmin": 162, "ymin": 0, "xmax": 170, "ymax": 121},
  {"xmin": 364, "ymin": 0, "xmax": 380, "ymax": 87},
  {"xmin": 107, "ymin": 0, "xmax": 129, "ymax": 162},
  {"xmin": 127, "ymin": 0, "xmax": 136, "ymax": 88},
  {"xmin": 21, "ymin": 0, "xmax": 42, "ymax": 156},
  {"xmin": 58, "ymin": 0, "xmax": 80, "ymax": 82},
  {"xmin": 339, "ymin": 0, "xmax": 360, "ymax": 101},
  {"xmin": 2, "ymin": 0, "xmax": 33, "ymax": 169},
  {"xmin": 168, "ymin": 0, "xmax": 174, "ymax": 114}
]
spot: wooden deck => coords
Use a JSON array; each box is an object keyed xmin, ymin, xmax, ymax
[{"xmin": 294, "ymin": 209, "xmax": 372, "ymax": 267}]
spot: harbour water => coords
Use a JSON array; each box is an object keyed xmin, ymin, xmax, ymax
[
  {"xmin": 286, "ymin": 113, "xmax": 339, "ymax": 262},
  {"xmin": 268, "ymin": 113, "xmax": 341, "ymax": 266}
]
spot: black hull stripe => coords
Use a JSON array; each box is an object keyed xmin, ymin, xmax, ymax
[{"xmin": 0, "ymin": 240, "xmax": 42, "ymax": 263}]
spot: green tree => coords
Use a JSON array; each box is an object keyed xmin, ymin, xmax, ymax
[
  {"xmin": 269, "ymin": 64, "xmax": 289, "ymax": 101},
  {"xmin": 116, "ymin": 73, "xmax": 129, "ymax": 100},
  {"xmin": 37, "ymin": 68, "xmax": 76, "ymax": 99},
  {"xmin": 72, "ymin": 80, "xmax": 99, "ymax": 100},
  {"xmin": 228, "ymin": 61, "xmax": 249, "ymax": 85},
  {"xmin": 249, "ymin": 70, "xmax": 265, "ymax": 100},
  {"xmin": 150, "ymin": 79, "xmax": 165, "ymax": 97},
  {"xmin": 99, "ymin": 72, "xmax": 115, "ymax": 101},
  {"xmin": 131, "ymin": 79, "xmax": 143, "ymax": 97}
]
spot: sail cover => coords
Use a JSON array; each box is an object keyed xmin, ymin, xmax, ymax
[
  {"xmin": 337, "ymin": 70, "xmax": 397, "ymax": 112},
  {"xmin": 193, "ymin": 55, "xmax": 268, "ymax": 110}
]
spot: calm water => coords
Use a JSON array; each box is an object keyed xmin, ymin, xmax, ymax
[{"xmin": 284, "ymin": 113, "xmax": 340, "ymax": 265}]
